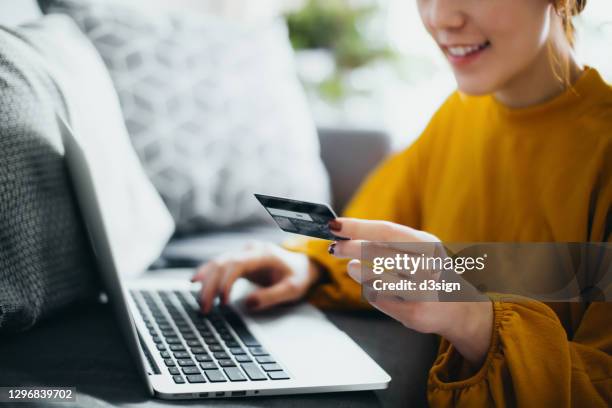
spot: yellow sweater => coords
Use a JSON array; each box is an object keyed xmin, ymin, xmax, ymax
[{"xmin": 285, "ymin": 67, "xmax": 612, "ymax": 406}]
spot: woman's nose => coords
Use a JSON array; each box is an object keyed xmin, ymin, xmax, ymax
[{"xmin": 425, "ymin": 0, "xmax": 466, "ymax": 32}]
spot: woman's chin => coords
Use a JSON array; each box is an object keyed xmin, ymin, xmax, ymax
[
  {"xmin": 456, "ymin": 80, "xmax": 496, "ymax": 96},
  {"xmin": 454, "ymin": 73, "xmax": 501, "ymax": 96}
]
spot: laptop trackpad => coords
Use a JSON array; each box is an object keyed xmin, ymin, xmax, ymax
[{"xmin": 232, "ymin": 281, "xmax": 389, "ymax": 387}]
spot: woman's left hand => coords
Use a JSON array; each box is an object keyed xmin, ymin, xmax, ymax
[{"xmin": 329, "ymin": 217, "xmax": 494, "ymax": 367}]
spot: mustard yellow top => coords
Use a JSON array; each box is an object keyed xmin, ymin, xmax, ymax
[{"xmin": 285, "ymin": 67, "xmax": 612, "ymax": 406}]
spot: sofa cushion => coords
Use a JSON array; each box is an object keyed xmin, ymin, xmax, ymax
[
  {"xmin": 0, "ymin": 19, "xmax": 98, "ymax": 331},
  {"xmin": 0, "ymin": 0, "xmax": 42, "ymax": 27},
  {"xmin": 21, "ymin": 15, "xmax": 176, "ymax": 277},
  {"xmin": 44, "ymin": 0, "xmax": 331, "ymax": 233},
  {"xmin": 0, "ymin": 15, "xmax": 175, "ymax": 331}
]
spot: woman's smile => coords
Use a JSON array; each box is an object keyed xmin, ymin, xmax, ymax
[{"xmin": 441, "ymin": 40, "xmax": 491, "ymax": 67}]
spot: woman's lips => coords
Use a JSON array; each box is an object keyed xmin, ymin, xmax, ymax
[{"xmin": 443, "ymin": 41, "xmax": 491, "ymax": 67}]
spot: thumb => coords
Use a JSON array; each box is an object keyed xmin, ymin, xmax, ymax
[{"xmin": 245, "ymin": 279, "xmax": 299, "ymax": 311}]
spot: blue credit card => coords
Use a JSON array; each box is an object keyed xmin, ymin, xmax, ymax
[{"xmin": 254, "ymin": 194, "xmax": 349, "ymax": 241}]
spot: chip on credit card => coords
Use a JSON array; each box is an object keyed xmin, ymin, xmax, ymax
[{"xmin": 254, "ymin": 194, "xmax": 349, "ymax": 241}]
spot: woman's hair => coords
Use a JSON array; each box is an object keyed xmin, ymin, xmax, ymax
[
  {"xmin": 550, "ymin": 0, "xmax": 587, "ymax": 86},
  {"xmin": 554, "ymin": 0, "xmax": 587, "ymax": 46}
]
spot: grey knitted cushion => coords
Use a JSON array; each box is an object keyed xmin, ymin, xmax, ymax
[{"xmin": 0, "ymin": 25, "xmax": 99, "ymax": 332}]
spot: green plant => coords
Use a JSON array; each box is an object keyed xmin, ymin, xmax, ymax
[{"xmin": 286, "ymin": 0, "xmax": 395, "ymax": 101}]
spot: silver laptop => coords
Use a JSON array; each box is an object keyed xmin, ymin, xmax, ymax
[{"xmin": 58, "ymin": 115, "xmax": 390, "ymax": 400}]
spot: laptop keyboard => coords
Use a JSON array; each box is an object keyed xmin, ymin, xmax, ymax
[{"xmin": 131, "ymin": 290, "xmax": 290, "ymax": 385}]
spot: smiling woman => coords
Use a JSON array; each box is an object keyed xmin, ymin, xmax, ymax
[
  {"xmin": 416, "ymin": 0, "xmax": 586, "ymax": 106},
  {"xmin": 382, "ymin": 0, "xmax": 612, "ymax": 147}
]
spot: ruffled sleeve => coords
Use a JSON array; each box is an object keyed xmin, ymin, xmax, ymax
[{"xmin": 428, "ymin": 299, "xmax": 612, "ymax": 407}]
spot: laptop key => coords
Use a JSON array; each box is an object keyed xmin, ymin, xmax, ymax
[
  {"xmin": 249, "ymin": 347, "xmax": 268, "ymax": 356},
  {"xmin": 229, "ymin": 347, "xmax": 245, "ymax": 355},
  {"xmin": 255, "ymin": 356, "xmax": 275, "ymax": 364},
  {"xmin": 200, "ymin": 362, "xmax": 217, "ymax": 370},
  {"xmin": 261, "ymin": 363, "xmax": 282, "ymax": 372},
  {"xmin": 173, "ymin": 375, "xmax": 185, "ymax": 384},
  {"xmin": 178, "ymin": 359, "xmax": 195, "ymax": 367},
  {"xmin": 204, "ymin": 370, "xmax": 227, "ymax": 383},
  {"xmin": 221, "ymin": 307, "xmax": 260, "ymax": 347},
  {"xmin": 186, "ymin": 374, "xmax": 206, "ymax": 383},
  {"xmin": 156, "ymin": 344, "xmax": 167, "ymax": 351},
  {"xmin": 195, "ymin": 354, "xmax": 213, "ymax": 362},
  {"xmin": 168, "ymin": 367, "xmax": 180, "ymax": 375},
  {"xmin": 235, "ymin": 355, "xmax": 252, "ymax": 363},
  {"xmin": 166, "ymin": 337, "xmax": 182, "ymax": 344},
  {"xmin": 241, "ymin": 363, "xmax": 267, "ymax": 381},
  {"xmin": 200, "ymin": 361, "xmax": 219, "ymax": 370},
  {"xmin": 160, "ymin": 351, "xmax": 170, "ymax": 359},
  {"xmin": 218, "ymin": 359, "xmax": 236, "ymax": 367},
  {"xmin": 209, "ymin": 345, "xmax": 224, "ymax": 352},
  {"xmin": 213, "ymin": 352, "xmax": 229, "ymax": 360},
  {"xmin": 268, "ymin": 370, "xmax": 290, "ymax": 380},
  {"xmin": 186, "ymin": 340, "xmax": 201, "ymax": 347},
  {"xmin": 182, "ymin": 366, "xmax": 200, "ymax": 375},
  {"xmin": 224, "ymin": 367, "xmax": 247, "ymax": 382},
  {"xmin": 191, "ymin": 347, "xmax": 207, "ymax": 355},
  {"xmin": 225, "ymin": 341, "xmax": 240, "ymax": 348},
  {"xmin": 169, "ymin": 344, "xmax": 186, "ymax": 352},
  {"xmin": 164, "ymin": 359, "xmax": 176, "ymax": 367},
  {"xmin": 173, "ymin": 351, "xmax": 190, "ymax": 359}
]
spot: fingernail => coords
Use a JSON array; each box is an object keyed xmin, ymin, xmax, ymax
[
  {"xmin": 328, "ymin": 219, "xmax": 342, "ymax": 232},
  {"xmin": 246, "ymin": 298, "xmax": 259, "ymax": 309},
  {"xmin": 328, "ymin": 242, "xmax": 336, "ymax": 255}
]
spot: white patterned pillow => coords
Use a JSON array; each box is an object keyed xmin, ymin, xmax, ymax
[{"xmin": 44, "ymin": 0, "xmax": 331, "ymax": 233}]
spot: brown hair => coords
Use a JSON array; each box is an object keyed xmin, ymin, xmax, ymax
[
  {"xmin": 554, "ymin": 0, "xmax": 587, "ymax": 46},
  {"xmin": 549, "ymin": 0, "xmax": 587, "ymax": 87}
]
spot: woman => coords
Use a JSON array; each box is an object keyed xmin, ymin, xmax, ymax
[{"xmin": 192, "ymin": 0, "xmax": 611, "ymax": 405}]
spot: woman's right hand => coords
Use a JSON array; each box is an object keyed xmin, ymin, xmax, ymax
[{"xmin": 190, "ymin": 242, "xmax": 321, "ymax": 314}]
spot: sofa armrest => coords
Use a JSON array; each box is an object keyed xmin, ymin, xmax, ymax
[{"xmin": 318, "ymin": 127, "xmax": 392, "ymax": 212}]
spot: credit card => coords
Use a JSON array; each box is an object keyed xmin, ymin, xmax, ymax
[{"xmin": 254, "ymin": 194, "xmax": 349, "ymax": 241}]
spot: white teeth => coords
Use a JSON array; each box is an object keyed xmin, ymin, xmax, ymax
[{"xmin": 447, "ymin": 43, "xmax": 487, "ymax": 57}]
